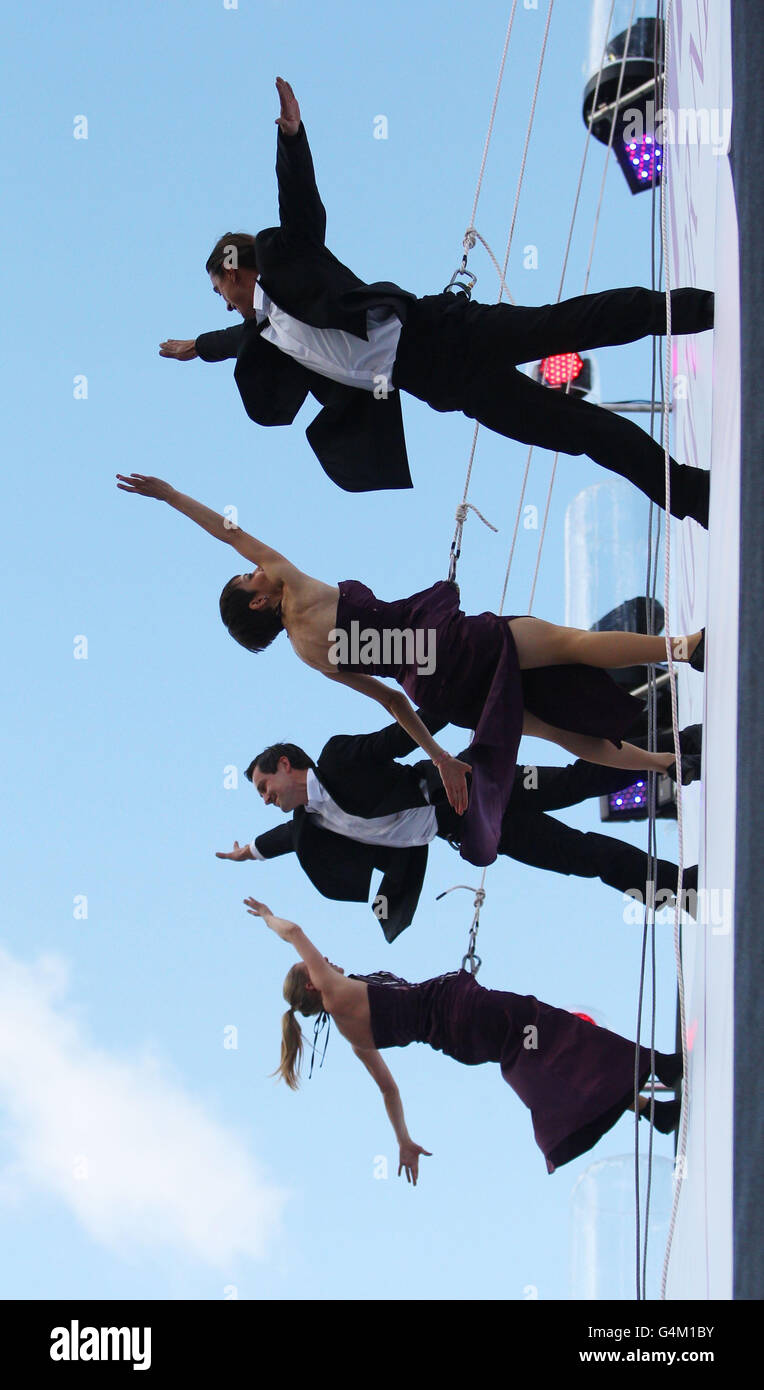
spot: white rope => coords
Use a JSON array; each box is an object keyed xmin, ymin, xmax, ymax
[
  {"xmin": 659, "ymin": 0, "xmax": 690, "ymax": 1301},
  {"xmin": 441, "ymin": 4, "xmax": 559, "ymax": 959},
  {"xmin": 450, "ymin": 0, "xmax": 555, "ymax": 562},
  {"xmin": 497, "ymin": 0, "xmax": 556, "ymax": 291},
  {"xmin": 463, "ymin": 227, "xmax": 517, "ymax": 304},
  {"xmin": 491, "ymin": 0, "xmax": 620, "ymax": 613},
  {"xmin": 466, "ymin": 2, "xmax": 521, "ymax": 238},
  {"xmin": 526, "ymin": 0, "xmax": 636, "ymax": 613}
]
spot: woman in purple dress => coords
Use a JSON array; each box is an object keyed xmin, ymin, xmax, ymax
[
  {"xmin": 245, "ymin": 897, "xmax": 682, "ymax": 1181},
  {"xmin": 117, "ymin": 474, "xmax": 704, "ymax": 865}
]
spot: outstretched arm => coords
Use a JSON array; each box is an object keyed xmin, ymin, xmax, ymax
[
  {"xmin": 352, "ymin": 1047, "xmax": 432, "ymax": 1185},
  {"xmin": 273, "ymin": 77, "xmax": 327, "ymax": 247},
  {"xmin": 115, "ymin": 474, "xmax": 305, "ymax": 587},
  {"xmin": 323, "ymin": 711, "xmax": 449, "ymax": 770},
  {"xmin": 327, "ymin": 669, "xmax": 471, "ymax": 815},
  {"xmin": 243, "ymin": 898, "xmax": 356, "ymax": 1012}
]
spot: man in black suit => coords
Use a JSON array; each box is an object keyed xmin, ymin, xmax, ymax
[
  {"xmin": 216, "ymin": 715, "xmax": 701, "ymax": 942},
  {"xmin": 162, "ymin": 77, "xmax": 713, "ymax": 523}
]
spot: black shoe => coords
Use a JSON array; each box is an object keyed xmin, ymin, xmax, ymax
[
  {"xmin": 666, "ymin": 753, "xmax": 702, "ymax": 786},
  {"xmin": 683, "ymin": 864, "xmax": 699, "ymax": 896},
  {"xmin": 644, "ymin": 1098, "xmax": 682, "ymax": 1134},
  {"xmin": 674, "ymin": 470, "xmax": 709, "ymax": 529},
  {"xmin": 654, "ymin": 1048, "xmax": 684, "ymax": 1089},
  {"xmin": 679, "ymin": 723, "xmax": 703, "ymax": 756},
  {"xmin": 657, "ymin": 866, "xmax": 698, "ymax": 917},
  {"xmin": 701, "ymin": 290, "xmax": 715, "ymax": 330},
  {"xmin": 690, "ymin": 629, "xmax": 706, "ymax": 671}
]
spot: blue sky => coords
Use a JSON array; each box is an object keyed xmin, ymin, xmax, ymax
[{"xmin": 1, "ymin": 0, "xmax": 689, "ymax": 1300}]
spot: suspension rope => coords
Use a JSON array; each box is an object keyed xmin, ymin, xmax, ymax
[
  {"xmin": 462, "ymin": 227, "xmax": 517, "ymax": 304},
  {"xmin": 466, "ymin": 4, "xmax": 520, "ymax": 245},
  {"xmin": 448, "ymin": 502, "xmax": 499, "ymax": 585},
  {"xmin": 435, "ymin": 883, "xmax": 487, "ymax": 975},
  {"xmin": 440, "ymin": 0, "xmax": 617, "ymax": 968},
  {"xmin": 635, "ymin": 0, "xmax": 666, "ymax": 1303},
  {"xmin": 448, "ymin": 0, "xmax": 556, "ymax": 573},
  {"xmin": 527, "ymin": 0, "xmax": 637, "ymax": 612},
  {"xmin": 659, "ymin": 0, "xmax": 690, "ymax": 1302},
  {"xmin": 497, "ymin": 0, "xmax": 620, "ymax": 614}
]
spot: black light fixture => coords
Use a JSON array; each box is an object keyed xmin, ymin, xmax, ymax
[
  {"xmin": 582, "ymin": 16, "xmax": 664, "ymax": 194},
  {"xmin": 526, "ymin": 352, "xmax": 600, "ymax": 403},
  {"xmin": 590, "ymin": 595, "xmax": 678, "ymax": 823},
  {"xmin": 600, "ymin": 772, "xmax": 676, "ymax": 823}
]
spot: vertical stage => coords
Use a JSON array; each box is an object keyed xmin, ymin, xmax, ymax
[{"xmin": 664, "ymin": 0, "xmax": 737, "ymax": 1299}]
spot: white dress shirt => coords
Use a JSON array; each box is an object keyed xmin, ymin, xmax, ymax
[
  {"xmin": 249, "ymin": 769, "xmax": 438, "ymax": 858},
  {"xmin": 253, "ymin": 282, "xmax": 401, "ymax": 391}
]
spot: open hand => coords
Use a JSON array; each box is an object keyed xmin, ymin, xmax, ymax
[
  {"xmin": 275, "ymin": 77, "xmax": 300, "ymax": 136},
  {"xmin": 116, "ymin": 473, "xmax": 174, "ymax": 501},
  {"xmin": 159, "ymin": 339, "xmax": 198, "ymax": 361},
  {"xmin": 244, "ymin": 897, "xmax": 274, "ymax": 919},
  {"xmin": 437, "ymin": 755, "xmax": 472, "ymax": 816},
  {"xmin": 216, "ymin": 841, "xmax": 252, "ymax": 862},
  {"xmin": 398, "ymin": 1141, "xmax": 432, "ymax": 1186},
  {"xmin": 244, "ymin": 898, "xmax": 298, "ymax": 943}
]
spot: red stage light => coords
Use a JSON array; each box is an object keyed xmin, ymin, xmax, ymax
[{"xmin": 540, "ymin": 352, "xmax": 584, "ymax": 387}]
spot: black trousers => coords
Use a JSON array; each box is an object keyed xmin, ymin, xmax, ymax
[
  {"xmin": 436, "ymin": 757, "xmax": 690, "ymax": 898},
  {"xmin": 393, "ymin": 286, "xmax": 712, "ymax": 524}
]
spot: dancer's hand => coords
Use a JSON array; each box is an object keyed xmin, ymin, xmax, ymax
[
  {"xmin": 398, "ymin": 1141, "xmax": 432, "ymax": 1186},
  {"xmin": 244, "ymin": 898, "xmax": 298, "ymax": 944},
  {"xmin": 244, "ymin": 897, "xmax": 274, "ymax": 920},
  {"xmin": 159, "ymin": 339, "xmax": 198, "ymax": 361},
  {"xmin": 275, "ymin": 76, "xmax": 300, "ymax": 135},
  {"xmin": 116, "ymin": 473, "xmax": 174, "ymax": 501},
  {"xmin": 216, "ymin": 841, "xmax": 253, "ymax": 862},
  {"xmin": 436, "ymin": 754, "xmax": 472, "ymax": 815}
]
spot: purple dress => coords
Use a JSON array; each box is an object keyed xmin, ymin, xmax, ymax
[
  {"xmin": 353, "ymin": 969, "xmax": 654, "ymax": 1173},
  {"xmin": 334, "ymin": 579, "xmax": 642, "ymax": 866}
]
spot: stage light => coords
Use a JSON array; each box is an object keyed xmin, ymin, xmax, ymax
[
  {"xmin": 540, "ymin": 352, "xmax": 584, "ymax": 387},
  {"xmin": 582, "ymin": 16, "xmax": 664, "ymax": 196},
  {"xmin": 526, "ymin": 352, "xmax": 599, "ymax": 402},
  {"xmin": 600, "ymin": 774, "xmax": 676, "ymax": 822}
]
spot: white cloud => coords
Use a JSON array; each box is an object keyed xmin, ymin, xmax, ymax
[{"xmin": 0, "ymin": 947, "xmax": 287, "ymax": 1268}]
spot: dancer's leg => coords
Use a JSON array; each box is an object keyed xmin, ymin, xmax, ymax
[
  {"xmin": 522, "ymin": 711, "xmax": 677, "ymax": 775},
  {"xmin": 498, "ymin": 808, "xmax": 684, "ymax": 898},
  {"xmin": 459, "ymin": 286, "xmax": 713, "ymax": 369},
  {"xmin": 460, "ymin": 365, "xmax": 709, "ymax": 525},
  {"xmin": 509, "ymin": 616, "xmax": 703, "ymax": 670}
]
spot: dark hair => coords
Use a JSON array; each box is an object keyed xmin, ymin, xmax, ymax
[
  {"xmin": 245, "ymin": 743, "xmax": 317, "ymax": 782},
  {"xmin": 219, "ymin": 577, "xmax": 284, "ymax": 653},
  {"xmin": 206, "ymin": 232, "xmax": 258, "ymax": 278}
]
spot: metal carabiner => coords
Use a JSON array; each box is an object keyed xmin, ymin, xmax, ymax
[
  {"xmin": 461, "ymin": 949, "xmax": 482, "ymax": 975},
  {"xmin": 443, "ymin": 255, "xmax": 477, "ymax": 299}
]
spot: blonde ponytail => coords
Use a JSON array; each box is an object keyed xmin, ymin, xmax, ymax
[
  {"xmin": 273, "ymin": 964, "xmax": 323, "ymax": 1089},
  {"xmin": 276, "ymin": 1008, "xmax": 304, "ymax": 1090}
]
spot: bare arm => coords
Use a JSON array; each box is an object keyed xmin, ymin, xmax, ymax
[
  {"xmin": 353, "ymin": 1047, "xmax": 432, "ymax": 1185},
  {"xmin": 115, "ymin": 474, "xmax": 307, "ymax": 588},
  {"xmin": 243, "ymin": 900, "xmax": 355, "ymax": 1011},
  {"xmin": 327, "ymin": 669, "xmax": 471, "ymax": 815}
]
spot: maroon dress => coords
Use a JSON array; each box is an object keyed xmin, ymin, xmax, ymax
[
  {"xmin": 353, "ymin": 969, "xmax": 654, "ymax": 1173},
  {"xmin": 334, "ymin": 578, "xmax": 642, "ymax": 867}
]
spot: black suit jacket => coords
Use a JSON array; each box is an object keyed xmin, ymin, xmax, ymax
[
  {"xmin": 252, "ymin": 714, "xmax": 447, "ymax": 944},
  {"xmin": 196, "ymin": 123, "xmax": 417, "ymax": 493}
]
